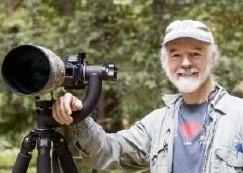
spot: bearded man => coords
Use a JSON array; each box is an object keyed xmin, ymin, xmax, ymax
[{"xmin": 52, "ymin": 20, "xmax": 243, "ymax": 173}]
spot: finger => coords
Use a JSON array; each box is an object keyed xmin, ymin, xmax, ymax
[
  {"xmin": 62, "ymin": 94, "xmax": 73, "ymax": 124},
  {"xmin": 71, "ymin": 97, "xmax": 83, "ymax": 111},
  {"xmin": 63, "ymin": 92, "xmax": 73, "ymax": 115},
  {"xmin": 52, "ymin": 101, "xmax": 58, "ymax": 122},
  {"xmin": 56, "ymin": 97, "xmax": 68, "ymax": 125},
  {"xmin": 52, "ymin": 98, "xmax": 63, "ymax": 124}
]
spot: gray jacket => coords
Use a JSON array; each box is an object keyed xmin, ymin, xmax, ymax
[{"xmin": 69, "ymin": 85, "xmax": 243, "ymax": 173}]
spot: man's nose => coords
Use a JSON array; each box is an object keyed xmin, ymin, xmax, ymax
[{"xmin": 181, "ymin": 56, "xmax": 192, "ymax": 68}]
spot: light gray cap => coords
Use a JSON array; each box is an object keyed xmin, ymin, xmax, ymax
[{"xmin": 162, "ymin": 20, "xmax": 215, "ymax": 45}]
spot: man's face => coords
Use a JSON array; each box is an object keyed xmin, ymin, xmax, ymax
[{"xmin": 164, "ymin": 38, "xmax": 214, "ymax": 93}]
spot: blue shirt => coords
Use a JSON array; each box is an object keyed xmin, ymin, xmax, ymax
[{"xmin": 173, "ymin": 101, "xmax": 209, "ymax": 173}]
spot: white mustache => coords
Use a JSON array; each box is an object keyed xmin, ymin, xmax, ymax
[{"xmin": 177, "ymin": 71, "xmax": 199, "ymax": 76}]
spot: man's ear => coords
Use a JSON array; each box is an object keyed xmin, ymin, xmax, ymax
[
  {"xmin": 207, "ymin": 49, "xmax": 216, "ymax": 66},
  {"xmin": 211, "ymin": 52, "xmax": 216, "ymax": 65}
]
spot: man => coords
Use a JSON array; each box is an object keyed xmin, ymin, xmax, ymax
[{"xmin": 52, "ymin": 20, "xmax": 243, "ymax": 173}]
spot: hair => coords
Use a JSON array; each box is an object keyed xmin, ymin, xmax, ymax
[{"xmin": 160, "ymin": 42, "xmax": 220, "ymax": 72}]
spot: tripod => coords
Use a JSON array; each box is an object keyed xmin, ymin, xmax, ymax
[{"xmin": 12, "ymin": 99, "xmax": 79, "ymax": 173}]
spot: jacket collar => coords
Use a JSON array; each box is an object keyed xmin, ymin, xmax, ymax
[
  {"xmin": 161, "ymin": 84, "xmax": 228, "ymax": 114},
  {"xmin": 210, "ymin": 84, "xmax": 228, "ymax": 115},
  {"xmin": 161, "ymin": 93, "xmax": 182, "ymax": 107}
]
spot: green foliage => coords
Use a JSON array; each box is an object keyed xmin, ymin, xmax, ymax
[{"xmin": 1, "ymin": 0, "xmax": 243, "ymax": 172}]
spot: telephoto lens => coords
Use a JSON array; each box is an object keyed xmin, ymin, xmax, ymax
[
  {"xmin": 1, "ymin": 44, "xmax": 118, "ymax": 124},
  {"xmin": 1, "ymin": 45, "xmax": 65, "ymax": 96},
  {"xmin": 1, "ymin": 44, "xmax": 117, "ymax": 97}
]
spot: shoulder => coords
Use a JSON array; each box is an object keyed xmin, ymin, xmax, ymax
[
  {"xmin": 213, "ymin": 93, "xmax": 243, "ymax": 147},
  {"xmin": 216, "ymin": 93, "xmax": 243, "ymax": 132},
  {"xmin": 140, "ymin": 107, "xmax": 167, "ymax": 124},
  {"xmin": 215, "ymin": 84, "xmax": 243, "ymax": 110},
  {"xmin": 226, "ymin": 94, "xmax": 243, "ymax": 105},
  {"xmin": 218, "ymin": 93, "xmax": 243, "ymax": 113},
  {"xmin": 132, "ymin": 107, "xmax": 168, "ymax": 137},
  {"xmin": 140, "ymin": 93, "xmax": 181, "ymax": 123}
]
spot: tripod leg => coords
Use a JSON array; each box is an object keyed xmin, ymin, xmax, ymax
[
  {"xmin": 52, "ymin": 148, "xmax": 61, "ymax": 173},
  {"xmin": 37, "ymin": 136, "xmax": 51, "ymax": 173},
  {"xmin": 54, "ymin": 135, "xmax": 78, "ymax": 173},
  {"xmin": 13, "ymin": 133, "xmax": 36, "ymax": 173}
]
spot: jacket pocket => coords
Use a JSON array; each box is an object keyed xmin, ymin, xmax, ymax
[
  {"xmin": 213, "ymin": 147, "xmax": 243, "ymax": 173},
  {"xmin": 150, "ymin": 142, "xmax": 168, "ymax": 172},
  {"xmin": 150, "ymin": 128, "xmax": 171, "ymax": 173}
]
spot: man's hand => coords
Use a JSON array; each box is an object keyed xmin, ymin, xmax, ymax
[{"xmin": 52, "ymin": 92, "xmax": 83, "ymax": 125}]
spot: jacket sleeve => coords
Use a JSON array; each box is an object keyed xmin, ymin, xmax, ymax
[{"xmin": 68, "ymin": 109, "xmax": 162, "ymax": 171}]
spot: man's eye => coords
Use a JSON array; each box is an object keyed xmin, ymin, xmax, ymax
[
  {"xmin": 172, "ymin": 54, "xmax": 181, "ymax": 58},
  {"xmin": 192, "ymin": 52, "xmax": 201, "ymax": 57}
]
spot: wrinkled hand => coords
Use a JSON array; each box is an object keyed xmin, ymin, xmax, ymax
[{"xmin": 52, "ymin": 92, "xmax": 83, "ymax": 125}]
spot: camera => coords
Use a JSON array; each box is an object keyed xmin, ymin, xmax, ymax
[
  {"xmin": 1, "ymin": 44, "xmax": 117, "ymax": 96},
  {"xmin": 1, "ymin": 44, "xmax": 118, "ymax": 124}
]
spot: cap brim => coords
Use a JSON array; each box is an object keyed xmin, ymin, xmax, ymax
[{"xmin": 162, "ymin": 30, "xmax": 214, "ymax": 45}]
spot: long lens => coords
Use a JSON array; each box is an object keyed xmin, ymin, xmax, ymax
[
  {"xmin": 1, "ymin": 45, "xmax": 65, "ymax": 96},
  {"xmin": 2, "ymin": 45, "xmax": 50, "ymax": 95}
]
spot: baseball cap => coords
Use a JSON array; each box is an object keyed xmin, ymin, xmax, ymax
[{"xmin": 162, "ymin": 20, "xmax": 215, "ymax": 45}]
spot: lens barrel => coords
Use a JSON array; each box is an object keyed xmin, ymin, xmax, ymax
[{"xmin": 1, "ymin": 45, "xmax": 65, "ymax": 96}]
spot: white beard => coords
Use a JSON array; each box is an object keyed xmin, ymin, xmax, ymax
[{"xmin": 164, "ymin": 63, "xmax": 212, "ymax": 93}]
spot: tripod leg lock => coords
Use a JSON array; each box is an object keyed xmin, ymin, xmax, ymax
[
  {"xmin": 12, "ymin": 133, "xmax": 36, "ymax": 173},
  {"xmin": 20, "ymin": 133, "xmax": 36, "ymax": 156}
]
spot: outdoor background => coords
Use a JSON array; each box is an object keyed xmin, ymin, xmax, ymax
[{"xmin": 1, "ymin": 0, "xmax": 243, "ymax": 172}]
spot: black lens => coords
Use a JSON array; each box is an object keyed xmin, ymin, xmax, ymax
[{"xmin": 2, "ymin": 45, "xmax": 50, "ymax": 95}]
